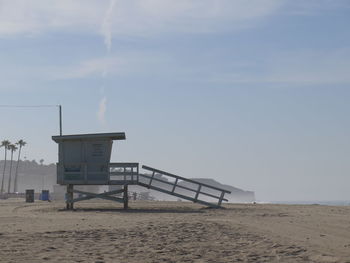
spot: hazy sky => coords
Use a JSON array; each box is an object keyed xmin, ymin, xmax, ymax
[{"xmin": 1, "ymin": 0, "xmax": 350, "ymax": 202}]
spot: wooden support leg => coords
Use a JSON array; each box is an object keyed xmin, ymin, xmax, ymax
[
  {"xmin": 66, "ymin": 184, "xmax": 74, "ymax": 210},
  {"xmin": 66, "ymin": 185, "xmax": 69, "ymax": 210},
  {"xmin": 123, "ymin": 185, "xmax": 128, "ymax": 210}
]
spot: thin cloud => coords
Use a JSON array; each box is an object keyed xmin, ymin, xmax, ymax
[
  {"xmin": 0, "ymin": 0, "xmax": 283, "ymax": 37},
  {"xmin": 0, "ymin": 0, "xmax": 103, "ymax": 36},
  {"xmin": 282, "ymin": 0, "xmax": 350, "ymax": 16},
  {"xmin": 51, "ymin": 46, "xmax": 350, "ymax": 87},
  {"xmin": 206, "ymin": 48, "xmax": 350, "ymax": 86},
  {"xmin": 53, "ymin": 51, "xmax": 170, "ymax": 79},
  {"xmin": 54, "ymin": 57, "xmax": 122, "ymax": 79}
]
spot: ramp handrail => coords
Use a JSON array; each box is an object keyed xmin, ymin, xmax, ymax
[
  {"xmin": 142, "ymin": 165, "xmax": 231, "ymax": 207},
  {"xmin": 142, "ymin": 165, "xmax": 231, "ymax": 193}
]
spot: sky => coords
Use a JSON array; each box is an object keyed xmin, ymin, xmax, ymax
[{"xmin": 0, "ymin": 0, "xmax": 350, "ymax": 202}]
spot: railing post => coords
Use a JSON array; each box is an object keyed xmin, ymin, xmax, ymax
[
  {"xmin": 136, "ymin": 165, "xmax": 139, "ymax": 183},
  {"xmin": 171, "ymin": 178, "xmax": 178, "ymax": 193},
  {"xmin": 148, "ymin": 171, "xmax": 155, "ymax": 187},
  {"xmin": 194, "ymin": 185, "xmax": 202, "ymax": 201},
  {"xmin": 218, "ymin": 191, "xmax": 225, "ymax": 206}
]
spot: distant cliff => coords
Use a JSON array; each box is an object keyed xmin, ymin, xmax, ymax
[
  {"xmin": 0, "ymin": 160, "xmax": 56, "ymax": 193},
  {"xmin": 186, "ymin": 178, "xmax": 255, "ymax": 203}
]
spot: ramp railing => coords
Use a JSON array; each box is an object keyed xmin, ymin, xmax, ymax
[{"xmin": 139, "ymin": 165, "xmax": 231, "ymax": 208}]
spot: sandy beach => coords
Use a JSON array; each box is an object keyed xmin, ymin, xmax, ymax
[{"xmin": 0, "ymin": 199, "xmax": 350, "ymax": 263}]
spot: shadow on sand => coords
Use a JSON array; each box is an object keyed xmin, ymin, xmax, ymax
[{"xmin": 58, "ymin": 207, "xmax": 205, "ymax": 214}]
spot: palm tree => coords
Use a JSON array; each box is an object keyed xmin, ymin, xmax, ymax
[
  {"xmin": 40, "ymin": 159, "xmax": 45, "ymax": 191},
  {"xmin": 1, "ymin": 140, "xmax": 11, "ymax": 194},
  {"xmin": 13, "ymin": 140, "xmax": 27, "ymax": 193},
  {"xmin": 7, "ymin": 144, "xmax": 18, "ymax": 193}
]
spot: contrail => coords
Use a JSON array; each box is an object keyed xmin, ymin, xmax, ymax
[
  {"xmin": 97, "ymin": 96, "xmax": 107, "ymax": 125},
  {"xmin": 101, "ymin": 0, "xmax": 116, "ymax": 52},
  {"xmin": 98, "ymin": 0, "xmax": 116, "ymax": 125}
]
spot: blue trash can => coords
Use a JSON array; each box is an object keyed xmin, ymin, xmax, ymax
[{"xmin": 41, "ymin": 190, "xmax": 49, "ymax": 201}]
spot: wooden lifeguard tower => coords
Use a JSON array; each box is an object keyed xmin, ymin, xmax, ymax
[{"xmin": 52, "ymin": 132, "xmax": 231, "ymax": 210}]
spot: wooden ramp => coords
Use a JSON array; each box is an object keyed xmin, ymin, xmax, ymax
[{"xmin": 137, "ymin": 165, "xmax": 231, "ymax": 208}]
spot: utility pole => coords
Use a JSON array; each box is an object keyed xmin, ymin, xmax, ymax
[{"xmin": 59, "ymin": 105, "xmax": 62, "ymax": 136}]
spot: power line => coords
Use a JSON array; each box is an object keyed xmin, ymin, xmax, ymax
[
  {"xmin": 0, "ymin": 104, "xmax": 63, "ymax": 136},
  {"xmin": 0, "ymin": 105, "xmax": 59, "ymax": 108}
]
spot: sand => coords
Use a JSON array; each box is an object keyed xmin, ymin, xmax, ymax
[{"xmin": 0, "ymin": 199, "xmax": 350, "ymax": 262}]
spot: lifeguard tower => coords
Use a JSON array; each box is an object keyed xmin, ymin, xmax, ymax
[{"xmin": 52, "ymin": 132, "xmax": 231, "ymax": 210}]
